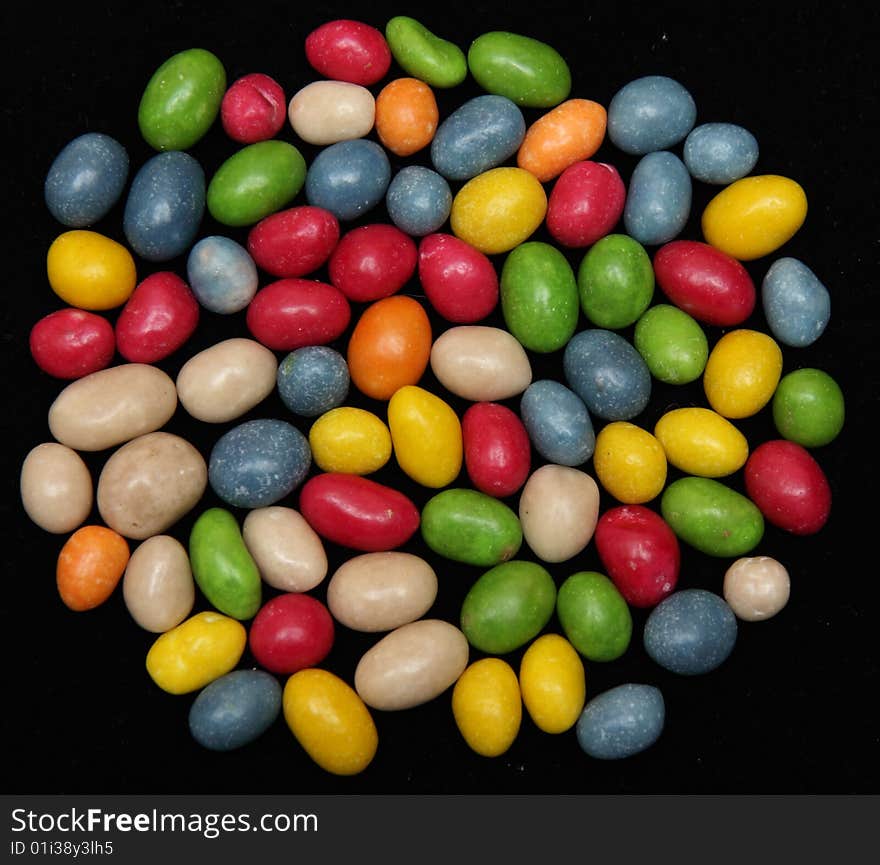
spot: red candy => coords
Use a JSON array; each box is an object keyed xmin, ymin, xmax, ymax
[
  {"xmin": 329, "ymin": 223, "xmax": 418, "ymax": 303},
  {"xmin": 299, "ymin": 472, "xmax": 420, "ymax": 552},
  {"xmin": 744, "ymin": 440, "xmax": 832, "ymax": 535},
  {"xmin": 115, "ymin": 272, "xmax": 199, "ymax": 363},
  {"xmin": 221, "ymin": 73, "xmax": 286, "ymax": 143},
  {"xmin": 462, "ymin": 402, "xmax": 531, "ymax": 498},
  {"xmin": 248, "ymin": 593, "xmax": 335, "ymax": 675},
  {"xmin": 246, "ymin": 278, "xmax": 351, "ymax": 351},
  {"xmin": 304, "ymin": 19, "xmax": 392, "ymax": 86},
  {"xmin": 418, "ymin": 233, "xmax": 499, "ymax": 323},
  {"xmin": 653, "ymin": 240, "xmax": 756, "ymax": 326},
  {"xmin": 546, "ymin": 161, "xmax": 626, "ymax": 248},
  {"xmin": 29, "ymin": 308, "xmax": 115, "ymax": 379},
  {"xmin": 247, "ymin": 206, "xmax": 340, "ymax": 278},
  {"xmin": 594, "ymin": 505, "xmax": 680, "ymax": 608}
]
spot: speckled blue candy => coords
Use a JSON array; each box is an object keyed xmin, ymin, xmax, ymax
[
  {"xmin": 623, "ymin": 151, "xmax": 692, "ymax": 246},
  {"xmin": 188, "ymin": 669, "xmax": 282, "ymax": 752},
  {"xmin": 643, "ymin": 588, "xmax": 738, "ymax": 676},
  {"xmin": 44, "ymin": 132, "xmax": 129, "ymax": 227},
  {"xmin": 430, "ymin": 94, "xmax": 526, "ymax": 181},
  {"xmin": 305, "ymin": 139, "xmax": 391, "ymax": 221},
  {"xmin": 209, "ymin": 419, "xmax": 311, "ymax": 509},
  {"xmin": 575, "ymin": 683, "xmax": 665, "ymax": 760},
  {"xmin": 607, "ymin": 75, "xmax": 697, "ymax": 156},
  {"xmin": 563, "ymin": 329, "xmax": 652, "ymax": 421},
  {"xmin": 683, "ymin": 122, "xmax": 759, "ymax": 185},
  {"xmin": 123, "ymin": 150, "xmax": 205, "ymax": 261},
  {"xmin": 520, "ymin": 379, "xmax": 596, "ymax": 466},
  {"xmin": 386, "ymin": 166, "xmax": 452, "ymax": 237},
  {"xmin": 762, "ymin": 257, "xmax": 831, "ymax": 347},
  {"xmin": 187, "ymin": 235, "xmax": 258, "ymax": 314},
  {"xmin": 277, "ymin": 346, "xmax": 350, "ymax": 417}
]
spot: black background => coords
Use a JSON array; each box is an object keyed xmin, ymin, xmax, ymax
[{"xmin": 3, "ymin": 0, "xmax": 878, "ymax": 796}]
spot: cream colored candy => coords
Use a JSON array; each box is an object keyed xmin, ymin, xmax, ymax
[
  {"xmin": 48, "ymin": 363, "xmax": 176, "ymax": 451},
  {"xmin": 723, "ymin": 556, "xmax": 791, "ymax": 621},
  {"xmin": 96, "ymin": 432, "xmax": 207, "ymax": 540},
  {"xmin": 176, "ymin": 337, "xmax": 277, "ymax": 423},
  {"xmin": 241, "ymin": 506, "xmax": 328, "ymax": 593},
  {"xmin": 327, "ymin": 552, "xmax": 438, "ymax": 632},
  {"xmin": 20, "ymin": 442, "xmax": 93, "ymax": 534},
  {"xmin": 122, "ymin": 535, "xmax": 195, "ymax": 632},
  {"xmin": 354, "ymin": 619, "xmax": 469, "ymax": 711},
  {"xmin": 288, "ymin": 80, "xmax": 376, "ymax": 146}
]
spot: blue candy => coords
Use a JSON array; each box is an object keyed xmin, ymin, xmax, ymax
[
  {"xmin": 277, "ymin": 346, "xmax": 350, "ymax": 417},
  {"xmin": 576, "ymin": 684, "xmax": 665, "ymax": 760},
  {"xmin": 683, "ymin": 122, "xmax": 759, "ymax": 185},
  {"xmin": 386, "ymin": 166, "xmax": 452, "ymax": 237},
  {"xmin": 520, "ymin": 379, "xmax": 595, "ymax": 466},
  {"xmin": 762, "ymin": 257, "xmax": 831, "ymax": 347},
  {"xmin": 624, "ymin": 151, "xmax": 692, "ymax": 246},
  {"xmin": 305, "ymin": 139, "xmax": 391, "ymax": 221},
  {"xmin": 187, "ymin": 235, "xmax": 258, "ymax": 314}
]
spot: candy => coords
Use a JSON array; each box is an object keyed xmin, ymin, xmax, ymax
[
  {"xmin": 653, "ymin": 407, "xmax": 749, "ymax": 478},
  {"xmin": 643, "ymin": 588, "xmax": 737, "ymax": 675},
  {"xmin": 328, "ymin": 223, "xmax": 417, "ymax": 303},
  {"xmin": 276, "ymin": 345, "xmax": 350, "ymax": 417},
  {"xmin": 385, "ymin": 165, "xmax": 452, "ymax": 237},
  {"xmin": 593, "ymin": 421, "xmax": 668, "ymax": 504},
  {"xmin": 29, "ymin": 308, "xmax": 115, "ymax": 379},
  {"xmin": 623, "ymin": 151, "xmax": 692, "ymax": 246},
  {"xmin": 772, "ymin": 368, "xmax": 845, "ymax": 447},
  {"xmin": 44, "ymin": 132, "xmax": 129, "ymax": 227},
  {"xmin": 287, "ymin": 80, "xmax": 376, "ymax": 145},
  {"xmin": 575, "ymin": 684, "xmax": 665, "ymax": 760},
  {"xmin": 762, "ymin": 257, "xmax": 831, "ymax": 347},
  {"xmin": 123, "ymin": 151, "xmax": 205, "ymax": 262},
  {"xmin": 189, "ymin": 508, "xmax": 262, "ymax": 620},
  {"xmin": 20, "ymin": 443, "xmax": 93, "ymax": 535},
  {"xmin": 220, "ymin": 73, "xmax": 286, "ymax": 144},
  {"xmin": 384, "ymin": 16, "xmax": 467, "ymax": 89},
  {"xmin": 354, "ymin": 619, "xmax": 469, "ymax": 710},
  {"xmin": 248, "ymin": 593, "xmax": 335, "ymax": 675},
  {"xmin": 305, "ymin": 19, "xmax": 392, "ymax": 86},
  {"xmin": 722, "ymin": 556, "xmax": 791, "ymax": 622},
  {"xmin": 683, "ymin": 122, "xmax": 759, "ymax": 185},
  {"xmin": 462, "ymin": 402, "xmax": 531, "ymax": 498},
  {"xmin": 546, "ymin": 161, "xmax": 626, "ymax": 248},
  {"xmin": 460, "ymin": 560, "xmax": 556, "ymax": 654},
  {"xmin": 138, "ymin": 48, "xmax": 226, "ymax": 151},
  {"xmin": 96, "ymin": 431, "xmax": 207, "ymax": 540},
  {"xmin": 519, "ymin": 379, "xmax": 595, "ymax": 466},
  {"xmin": 208, "ymin": 419, "xmax": 311, "ymax": 509},
  {"xmin": 56, "ymin": 525, "xmax": 129, "ymax": 612},
  {"xmin": 453, "ymin": 658, "xmax": 522, "ymax": 756},
  {"xmin": 176, "ymin": 337, "xmax": 277, "ymax": 423},
  {"xmin": 607, "ymin": 75, "xmax": 696, "ymax": 155},
  {"xmin": 207, "ymin": 140, "xmax": 307, "ymax": 227},
  {"xmin": 46, "ymin": 229, "xmax": 137, "ymax": 311},
  {"xmin": 703, "ymin": 329, "xmax": 782, "ymax": 418},
  {"xmin": 309, "ymin": 406, "xmax": 392, "ymax": 475},
  {"xmin": 467, "ymin": 31, "xmax": 571, "ymax": 108},
  {"xmin": 247, "ymin": 206, "xmax": 340, "ymax": 279},
  {"xmin": 556, "ymin": 571, "xmax": 632, "ymax": 662},
  {"xmin": 375, "ymin": 77, "xmax": 439, "ymax": 157},
  {"xmin": 519, "ymin": 634, "xmax": 585, "ymax": 734},
  {"xmin": 633, "ymin": 304, "xmax": 708, "ymax": 385},
  {"xmin": 186, "ymin": 235, "xmax": 258, "ymax": 314}
]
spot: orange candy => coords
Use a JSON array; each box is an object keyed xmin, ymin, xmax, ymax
[
  {"xmin": 56, "ymin": 525, "xmax": 130, "ymax": 611},
  {"xmin": 347, "ymin": 295, "xmax": 432, "ymax": 401},
  {"xmin": 375, "ymin": 78, "xmax": 439, "ymax": 157},
  {"xmin": 517, "ymin": 99, "xmax": 607, "ymax": 182}
]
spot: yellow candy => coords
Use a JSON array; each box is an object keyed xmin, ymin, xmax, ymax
[
  {"xmin": 145, "ymin": 611, "xmax": 246, "ymax": 695},
  {"xmin": 47, "ymin": 229, "xmax": 137, "ymax": 310},
  {"xmin": 451, "ymin": 657, "xmax": 522, "ymax": 757},
  {"xmin": 703, "ymin": 329, "xmax": 783, "ymax": 419},
  {"xmin": 387, "ymin": 384, "xmax": 462, "ymax": 488},
  {"xmin": 654, "ymin": 407, "xmax": 749, "ymax": 477},
  {"xmin": 450, "ymin": 167, "xmax": 547, "ymax": 255},
  {"xmin": 283, "ymin": 668, "xmax": 378, "ymax": 776},
  {"xmin": 519, "ymin": 633, "xmax": 585, "ymax": 734},
  {"xmin": 308, "ymin": 406, "xmax": 392, "ymax": 475},
  {"xmin": 592, "ymin": 421, "xmax": 667, "ymax": 504},
  {"xmin": 702, "ymin": 175, "xmax": 808, "ymax": 261}
]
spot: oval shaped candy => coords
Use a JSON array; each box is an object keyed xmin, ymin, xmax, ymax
[
  {"xmin": 556, "ymin": 570, "xmax": 632, "ymax": 662},
  {"xmin": 462, "ymin": 402, "xmax": 530, "ymax": 498},
  {"xmin": 249, "ymin": 593, "xmax": 335, "ymax": 675},
  {"xmin": 703, "ymin": 329, "xmax": 782, "ymax": 418},
  {"xmin": 683, "ymin": 122, "xmax": 759, "ymax": 185},
  {"xmin": 453, "ymin": 658, "xmax": 522, "ymax": 757},
  {"xmin": 633, "ymin": 304, "xmax": 708, "ymax": 385},
  {"xmin": 762, "ymin": 257, "xmax": 831, "ymax": 347},
  {"xmin": 277, "ymin": 345, "xmax": 350, "ymax": 417},
  {"xmin": 519, "ymin": 379, "xmax": 595, "ymax": 466},
  {"xmin": 384, "ymin": 16, "xmax": 467, "ymax": 89},
  {"xmin": 375, "ymin": 77, "xmax": 440, "ymax": 157},
  {"xmin": 56, "ymin": 525, "xmax": 129, "ymax": 611},
  {"xmin": 772, "ymin": 368, "xmax": 845, "ymax": 447},
  {"xmin": 593, "ymin": 421, "xmax": 667, "ymax": 504},
  {"xmin": 220, "ymin": 73, "xmax": 286, "ymax": 144},
  {"xmin": 247, "ymin": 206, "xmax": 340, "ymax": 278},
  {"xmin": 607, "ymin": 75, "xmax": 696, "ymax": 155},
  {"xmin": 723, "ymin": 556, "xmax": 791, "ymax": 622},
  {"xmin": 20, "ymin": 442, "xmax": 93, "ymax": 534},
  {"xmin": 623, "ymin": 151, "xmax": 692, "ymax": 247},
  {"xmin": 328, "ymin": 223, "xmax": 417, "ymax": 303},
  {"xmin": 30, "ymin": 308, "xmax": 115, "ymax": 379},
  {"xmin": 186, "ymin": 235, "xmax": 258, "ymax": 314},
  {"xmin": 288, "ymin": 80, "xmax": 375, "ymax": 146},
  {"xmin": 576, "ymin": 684, "xmax": 665, "ymax": 760},
  {"xmin": 546, "ymin": 161, "xmax": 626, "ymax": 248},
  {"xmin": 309, "ymin": 406, "xmax": 392, "ymax": 476},
  {"xmin": 305, "ymin": 19, "xmax": 391, "ymax": 86},
  {"xmin": 519, "ymin": 634, "xmax": 585, "ymax": 735},
  {"xmin": 654, "ymin": 407, "xmax": 749, "ymax": 477},
  {"xmin": 385, "ymin": 165, "xmax": 452, "ymax": 237}
]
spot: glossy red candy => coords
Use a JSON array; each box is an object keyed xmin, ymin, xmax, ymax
[
  {"xmin": 246, "ymin": 278, "xmax": 351, "ymax": 351},
  {"xmin": 653, "ymin": 240, "xmax": 756, "ymax": 326},
  {"xmin": 247, "ymin": 206, "xmax": 340, "ymax": 278},
  {"xmin": 546, "ymin": 161, "xmax": 626, "ymax": 248},
  {"xmin": 594, "ymin": 505, "xmax": 680, "ymax": 608},
  {"xmin": 29, "ymin": 308, "xmax": 115, "ymax": 379},
  {"xmin": 744, "ymin": 439, "xmax": 832, "ymax": 535},
  {"xmin": 462, "ymin": 402, "xmax": 531, "ymax": 498},
  {"xmin": 304, "ymin": 19, "xmax": 392, "ymax": 86},
  {"xmin": 328, "ymin": 223, "xmax": 418, "ymax": 303},
  {"xmin": 221, "ymin": 73, "xmax": 286, "ymax": 144},
  {"xmin": 299, "ymin": 473, "xmax": 420, "ymax": 552},
  {"xmin": 248, "ymin": 593, "xmax": 335, "ymax": 675},
  {"xmin": 417, "ymin": 233, "xmax": 499, "ymax": 323},
  {"xmin": 115, "ymin": 272, "xmax": 199, "ymax": 363}
]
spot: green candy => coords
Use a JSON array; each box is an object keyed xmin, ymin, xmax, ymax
[
  {"xmin": 578, "ymin": 234, "xmax": 654, "ymax": 329},
  {"xmin": 772, "ymin": 368, "xmax": 845, "ymax": 447},
  {"xmin": 500, "ymin": 241, "xmax": 579, "ymax": 353},
  {"xmin": 634, "ymin": 303, "xmax": 709, "ymax": 384},
  {"xmin": 385, "ymin": 16, "xmax": 467, "ymax": 88},
  {"xmin": 189, "ymin": 508, "xmax": 262, "ymax": 620},
  {"xmin": 207, "ymin": 141, "xmax": 307, "ymax": 227},
  {"xmin": 467, "ymin": 31, "xmax": 571, "ymax": 108},
  {"xmin": 421, "ymin": 488, "xmax": 522, "ymax": 567},
  {"xmin": 460, "ymin": 560, "xmax": 556, "ymax": 654},
  {"xmin": 556, "ymin": 571, "xmax": 632, "ymax": 662},
  {"xmin": 661, "ymin": 477, "xmax": 764, "ymax": 558},
  {"xmin": 138, "ymin": 48, "xmax": 226, "ymax": 151}
]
